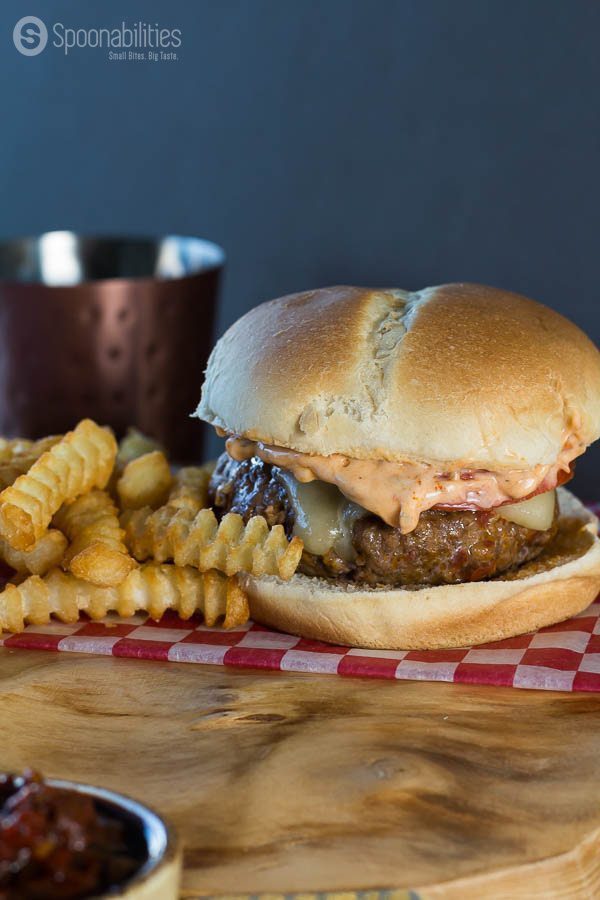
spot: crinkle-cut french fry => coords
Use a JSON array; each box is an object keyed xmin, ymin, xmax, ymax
[
  {"xmin": 24, "ymin": 435, "xmax": 64, "ymax": 458},
  {"xmin": 118, "ymin": 468, "xmax": 210, "ymax": 558},
  {"xmin": 0, "ymin": 438, "xmax": 31, "ymax": 463},
  {"xmin": 0, "ymin": 420, "xmax": 116, "ymax": 552},
  {"xmin": 117, "ymin": 451, "xmax": 172, "ymax": 511},
  {"xmin": 116, "ymin": 428, "xmax": 165, "ymax": 470},
  {"xmin": 0, "ymin": 435, "xmax": 61, "ymax": 460},
  {"xmin": 119, "ymin": 563, "xmax": 248, "ymax": 627},
  {"xmin": 0, "ymin": 564, "xmax": 249, "ymax": 633},
  {"xmin": 0, "ymin": 435, "xmax": 64, "ymax": 491},
  {"xmin": 107, "ymin": 429, "xmax": 166, "ymax": 496},
  {"xmin": 122, "ymin": 506, "xmax": 303, "ymax": 580},
  {"xmin": 54, "ymin": 490, "xmax": 136, "ymax": 587},
  {"xmin": 166, "ymin": 467, "xmax": 211, "ymax": 514},
  {"xmin": 0, "ymin": 529, "xmax": 68, "ymax": 576},
  {"xmin": 0, "ymin": 461, "xmax": 34, "ymax": 492}
]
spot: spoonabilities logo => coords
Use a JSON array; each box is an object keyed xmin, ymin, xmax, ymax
[
  {"xmin": 13, "ymin": 16, "xmax": 48, "ymax": 55},
  {"xmin": 11, "ymin": 16, "xmax": 181, "ymax": 61}
]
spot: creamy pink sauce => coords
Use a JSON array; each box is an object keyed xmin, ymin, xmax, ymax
[{"xmin": 223, "ymin": 432, "xmax": 584, "ymax": 533}]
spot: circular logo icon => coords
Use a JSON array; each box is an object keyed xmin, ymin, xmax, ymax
[{"xmin": 13, "ymin": 16, "xmax": 48, "ymax": 56}]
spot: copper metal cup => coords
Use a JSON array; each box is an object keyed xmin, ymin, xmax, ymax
[{"xmin": 0, "ymin": 231, "xmax": 224, "ymax": 461}]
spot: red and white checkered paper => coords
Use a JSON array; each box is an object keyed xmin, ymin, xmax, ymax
[{"xmin": 3, "ymin": 598, "xmax": 600, "ymax": 692}]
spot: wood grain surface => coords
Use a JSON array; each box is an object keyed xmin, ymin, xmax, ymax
[{"xmin": 0, "ymin": 648, "xmax": 599, "ymax": 898}]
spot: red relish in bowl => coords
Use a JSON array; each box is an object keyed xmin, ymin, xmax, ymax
[{"xmin": 0, "ymin": 770, "xmax": 145, "ymax": 899}]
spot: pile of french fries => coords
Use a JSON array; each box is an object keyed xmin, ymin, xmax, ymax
[{"xmin": 0, "ymin": 420, "xmax": 304, "ymax": 635}]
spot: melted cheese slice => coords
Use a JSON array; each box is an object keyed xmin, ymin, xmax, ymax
[
  {"xmin": 277, "ymin": 470, "xmax": 365, "ymax": 559},
  {"xmin": 497, "ymin": 489, "xmax": 556, "ymax": 531}
]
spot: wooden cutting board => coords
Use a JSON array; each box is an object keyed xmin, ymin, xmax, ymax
[{"xmin": 0, "ymin": 648, "xmax": 599, "ymax": 898}]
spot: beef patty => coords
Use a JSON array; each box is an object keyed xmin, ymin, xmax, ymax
[{"xmin": 209, "ymin": 453, "xmax": 558, "ymax": 587}]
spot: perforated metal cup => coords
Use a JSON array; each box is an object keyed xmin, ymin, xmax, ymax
[{"xmin": 0, "ymin": 232, "xmax": 224, "ymax": 461}]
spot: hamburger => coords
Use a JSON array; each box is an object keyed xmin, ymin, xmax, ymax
[{"xmin": 195, "ymin": 283, "xmax": 600, "ymax": 649}]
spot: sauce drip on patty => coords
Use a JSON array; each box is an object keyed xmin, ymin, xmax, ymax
[
  {"xmin": 224, "ymin": 432, "xmax": 581, "ymax": 533},
  {"xmin": 209, "ymin": 454, "xmax": 560, "ymax": 586}
]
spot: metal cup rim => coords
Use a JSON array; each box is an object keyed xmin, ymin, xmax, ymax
[{"xmin": 0, "ymin": 230, "xmax": 225, "ymax": 287}]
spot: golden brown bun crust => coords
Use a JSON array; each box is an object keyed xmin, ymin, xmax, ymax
[
  {"xmin": 196, "ymin": 284, "xmax": 600, "ymax": 468},
  {"xmin": 241, "ymin": 489, "xmax": 600, "ymax": 650}
]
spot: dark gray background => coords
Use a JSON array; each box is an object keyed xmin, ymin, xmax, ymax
[{"xmin": 1, "ymin": 0, "xmax": 599, "ymax": 492}]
